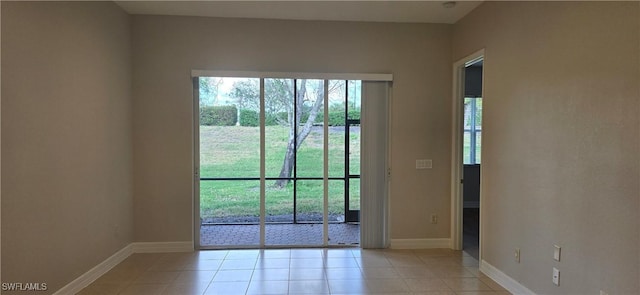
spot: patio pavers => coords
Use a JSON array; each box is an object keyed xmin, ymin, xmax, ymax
[{"xmin": 201, "ymin": 223, "xmax": 360, "ymax": 247}]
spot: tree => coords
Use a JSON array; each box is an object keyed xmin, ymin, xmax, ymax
[
  {"xmin": 228, "ymin": 79, "xmax": 341, "ymax": 188},
  {"xmin": 273, "ymin": 79, "xmax": 325, "ymax": 187},
  {"xmin": 199, "ymin": 77, "xmax": 223, "ymax": 106}
]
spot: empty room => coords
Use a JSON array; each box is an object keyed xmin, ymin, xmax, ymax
[{"xmin": 2, "ymin": 1, "xmax": 638, "ymax": 294}]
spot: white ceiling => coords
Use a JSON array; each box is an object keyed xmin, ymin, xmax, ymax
[{"xmin": 115, "ymin": 1, "xmax": 483, "ymax": 24}]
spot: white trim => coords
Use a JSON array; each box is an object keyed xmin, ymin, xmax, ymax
[
  {"xmin": 451, "ymin": 49, "xmax": 485, "ymax": 252},
  {"xmin": 192, "ymin": 77, "xmax": 201, "ymax": 250},
  {"xmin": 132, "ymin": 241, "xmax": 194, "ymax": 253},
  {"xmin": 480, "ymin": 260, "xmax": 536, "ymax": 295},
  {"xmin": 389, "ymin": 238, "xmax": 451, "ymax": 249},
  {"xmin": 53, "ymin": 244, "xmax": 134, "ymax": 295},
  {"xmin": 464, "ymin": 201, "xmax": 480, "ymax": 208},
  {"xmin": 191, "ymin": 70, "xmax": 393, "ymax": 82}
]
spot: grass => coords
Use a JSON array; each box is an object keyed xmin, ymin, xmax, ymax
[{"xmin": 200, "ymin": 125, "xmax": 360, "ymax": 219}]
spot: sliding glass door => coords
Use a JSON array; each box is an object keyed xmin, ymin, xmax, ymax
[{"xmin": 195, "ymin": 73, "xmax": 386, "ymax": 248}]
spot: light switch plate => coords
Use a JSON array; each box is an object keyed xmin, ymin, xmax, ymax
[{"xmin": 553, "ymin": 245, "xmax": 561, "ymax": 261}]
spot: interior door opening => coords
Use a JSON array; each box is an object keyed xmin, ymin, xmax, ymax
[
  {"xmin": 195, "ymin": 76, "xmax": 361, "ymax": 248},
  {"xmin": 462, "ymin": 59, "xmax": 483, "ymax": 260}
]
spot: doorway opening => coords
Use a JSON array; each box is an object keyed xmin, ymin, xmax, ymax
[
  {"xmin": 195, "ymin": 76, "xmax": 362, "ymax": 248},
  {"xmin": 462, "ymin": 60, "xmax": 483, "ymax": 259},
  {"xmin": 452, "ymin": 50, "xmax": 484, "ymax": 261}
]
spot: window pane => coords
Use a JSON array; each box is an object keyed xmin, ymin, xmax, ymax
[
  {"xmin": 328, "ymin": 80, "xmax": 346, "ymax": 178},
  {"xmin": 347, "ymin": 80, "xmax": 361, "ymax": 120},
  {"xmin": 475, "ymin": 131, "xmax": 482, "ymax": 164},
  {"xmin": 463, "ymin": 131, "xmax": 471, "ymax": 164},
  {"xmin": 328, "ymin": 180, "xmax": 345, "ymax": 220},
  {"xmin": 349, "ymin": 179, "xmax": 360, "ymax": 211},
  {"xmin": 264, "ymin": 78, "xmax": 294, "ymax": 179},
  {"xmin": 296, "ymin": 180, "xmax": 324, "ymax": 223},
  {"xmin": 200, "ymin": 180, "xmax": 260, "ymax": 225},
  {"xmin": 200, "ymin": 77, "xmax": 260, "ymax": 178},
  {"xmin": 297, "ymin": 79, "xmax": 324, "ymax": 177},
  {"xmin": 349, "ymin": 126, "xmax": 360, "ymax": 175}
]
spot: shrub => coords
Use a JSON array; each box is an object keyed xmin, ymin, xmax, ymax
[
  {"xmin": 200, "ymin": 105, "xmax": 238, "ymax": 126},
  {"xmin": 239, "ymin": 109, "xmax": 259, "ymax": 127}
]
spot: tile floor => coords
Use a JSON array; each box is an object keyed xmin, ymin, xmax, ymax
[{"xmin": 78, "ymin": 248, "xmax": 511, "ymax": 295}]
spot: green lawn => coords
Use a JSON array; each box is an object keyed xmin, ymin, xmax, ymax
[{"xmin": 200, "ymin": 125, "xmax": 360, "ymax": 219}]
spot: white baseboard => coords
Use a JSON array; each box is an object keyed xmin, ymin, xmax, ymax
[
  {"xmin": 464, "ymin": 201, "xmax": 480, "ymax": 208},
  {"xmin": 54, "ymin": 241, "xmax": 193, "ymax": 294},
  {"xmin": 390, "ymin": 238, "xmax": 451, "ymax": 249},
  {"xmin": 480, "ymin": 260, "xmax": 536, "ymax": 295},
  {"xmin": 132, "ymin": 241, "xmax": 194, "ymax": 253},
  {"xmin": 53, "ymin": 244, "xmax": 134, "ymax": 295}
]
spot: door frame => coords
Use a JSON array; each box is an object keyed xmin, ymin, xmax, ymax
[
  {"xmin": 192, "ymin": 71, "xmax": 393, "ymax": 249},
  {"xmin": 451, "ymin": 49, "xmax": 485, "ymax": 255}
]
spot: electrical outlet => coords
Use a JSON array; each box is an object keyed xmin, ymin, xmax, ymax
[
  {"xmin": 430, "ymin": 214, "xmax": 438, "ymax": 224},
  {"xmin": 515, "ymin": 248, "xmax": 520, "ymax": 263},
  {"xmin": 416, "ymin": 159, "xmax": 432, "ymax": 169},
  {"xmin": 552, "ymin": 267, "xmax": 560, "ymax": 286}
]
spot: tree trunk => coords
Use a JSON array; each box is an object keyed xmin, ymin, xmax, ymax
[{"xmin": 273, "ymin": 80, "xmax": 324, "ymax": 188}]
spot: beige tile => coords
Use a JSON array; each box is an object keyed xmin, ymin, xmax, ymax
[
  {"xmin": 226, "ymin": 250, "xmax": 261, "ymax": 260},
  {"xmin": 323, "ymin": 249, "xmax": 355, "ymax": 258},
  {"xmin": 360, "ymin": 267, "xmax": 401, "ymax": 279},
  {"xmin": 246, "ymin": 280, "xmax": 289, "ymax": 295},
  {"xmin": 464, "ymin": 266, "xmax": 482, "ymax": 277},
  {"xmin": 290, "ymin": 249, "xmax": 323, "ymax": 258},
  {"xmin": 118, "ymin": 283, "xmax": 169, "ymax": 295},
  {"xmin": 149, "ymin": 258, "xmax": 189, "ymax": 271},
  {"xmin": 365, "ymin": 278, "xmax": 411, "ymax": 293},
  {"xmin": 442, "ymin": 278, "xmax": 493, "ymax": 291},
  {"xmin": 411, "ymin": 291, "xmax": 457, "ymax": 295},
  {"xmin": 252, "ymin": 268, "xmax": 290, "ymax": 281},
  {"xmin": 327, "ymin": 279, "xmax": 368, "ymax": 294},
  {"xmin": 355, "ymin": 256, "xmax": 393, "ymax": 268},
  {"xmin": 212, "ymin": 269, "xmax": 254, "ymax": 282},
  {"xmin": 161, "ymin": 282, "xmax": 210, "ymax": 295},
  {"xmin": 433, "ymin": 265, "xmax": 477, "ymax": 278},
  {"xmin": 455, "ymin": 291, "xmax": 504, "ymax": 295},
  {"xmin": 259, "ymin": 249, "xmax": 291, "ymax": 259},
  {"xmin": 92, "ymin": 268, "xmax": 141, "ymax": 284},
  {"xmin": 133, "ymin": 271, "xmax": 180, "ymax": 284},
  {"xmin": 204, "ymin": 281, "xmax": 249, "ymax": 295},
  {"xmin": 387, "ymin": 256, "xmax": 426, "ymax": 267},
  {"xmin": 174, "ymin": 270, "xmax": 216, "ymax": 284},
  {"xmin": 420, "ymin": 257, "xmax": 463, "ymax": 267},
  {"xmin": 413, "ymin": 248, "xmax": 458, "ymax": 257},
  {"xmin": 394, "ymin": 266, "xmax": 437, "ymax": 279},
  {"xmin": 325, "ymin": 268, "xmax": 364, "ymax": 280},
  {"xmin": 196, "ymin": 250, "xmax": 229, "ymax": 260},
  {"xmin": 184, "ymin": 259, "xmax": 223, "ymax": 271},
  {"xmin": 255, "ymin": 258, "xmax": 290, "ymax": 269},
  {"xmin": 461, "ymin": 256, "xmax": 480, "ymax": 267},
  {"xmin": 478, "ymin": 276, "xmax": 507, "ymax": 291},
  {"xmin": 324, "ymin": 257, "xmax": 359, "ymax": 268},
  {"xmin": 219, "ymin": 259, "xmax": 257, "ymax": 270},
  {"xmin": 404, "ymin": 278, "xmax": 452, "ymax": 292},
  {"xmin": 288, "ymin": 280, "xmax": 330, "ymax": 294},
  {"xmin": 76, "ymin": 282, "xmax": 127, "ymax": 295},
  {"xmin": 290, "ymin": 258, "xmax": 325, "ymax": 268},
  {"xmin": 289, "ymin": 268, "xmax": 326, "ymax": 280}
]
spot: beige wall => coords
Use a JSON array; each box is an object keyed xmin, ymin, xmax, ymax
[
  {"xmin": 1, "ymin": 2, "xmax": 133, "ymax": 294},
  {"xmin": 131, "ymin": 16, "xmax": 452, "ymax": 242},
  {"xmin": 453, "ymin": 2, "xmax": 639, "ymax": 294}
]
